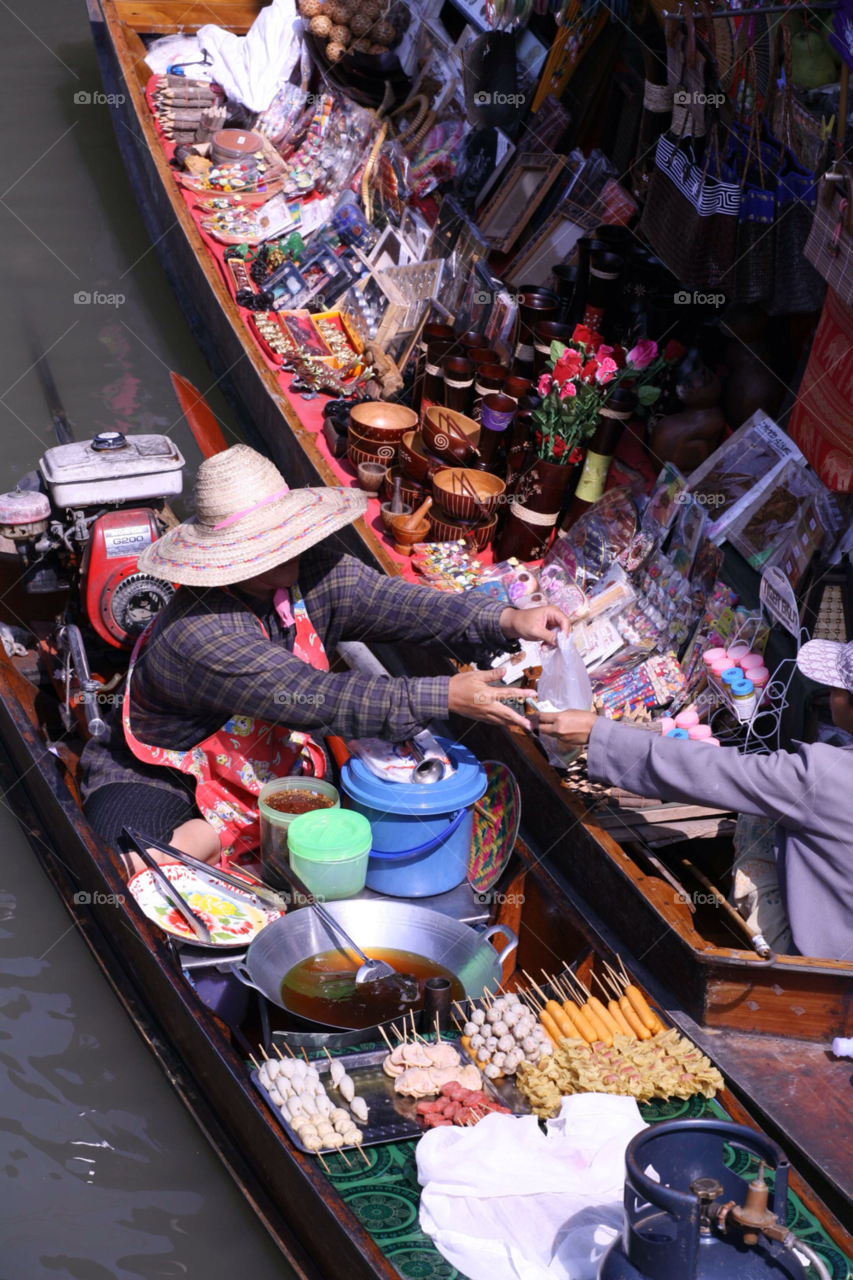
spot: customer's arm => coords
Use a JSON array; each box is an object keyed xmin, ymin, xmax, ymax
[{"xmin": 544, "ymin": 713, "xmax": 819, "ymax": 830}]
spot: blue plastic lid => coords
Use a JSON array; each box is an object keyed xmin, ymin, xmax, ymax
[
  {"xmin": 665, "ymin": 728, "xmax": 690, "ymax": 739},
  {"xmin": 731, "ymin": 679, "xmax": 754, "ymax": 695},
  {"xmin": 341, "ymin": 737, "xmax": 487, "ymax": 814},
  {"xmin": 720, "ymin": 668, "xmax": 741, "ymax": 684}
]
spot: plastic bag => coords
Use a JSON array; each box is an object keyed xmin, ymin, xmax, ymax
[{"xmin": 536, "ymin": 632, "xmax": 593, "ymax": 769}]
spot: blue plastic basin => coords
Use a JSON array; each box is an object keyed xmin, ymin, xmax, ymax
[{"xmin": 340, "ymin": 738, "xmax": 487, "ymax": 897}]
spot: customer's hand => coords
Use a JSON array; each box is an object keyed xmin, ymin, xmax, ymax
[
  {"xmin": 448, "ymin": 668, "xmax": 534, "ymax": 730},
  {"xmin": 534, "ymin": 709, "xmax": 598, "ymax": 745},
  {"xmin": 500, "ymin": 605, "xmax": 570, "ymax": 647}
]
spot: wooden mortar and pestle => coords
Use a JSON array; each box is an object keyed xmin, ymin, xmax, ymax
[{"xmin": 391, "ymin": 495, "xmax": 433, "ymax": 555}]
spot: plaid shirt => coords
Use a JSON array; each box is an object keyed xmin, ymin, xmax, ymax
[{"xmin": 81, "ymin": 544, "xmax": 507, "ymax": 800}]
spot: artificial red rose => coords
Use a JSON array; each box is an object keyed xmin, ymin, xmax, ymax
[
  {"xmin": 595, "ymin": 357, "xmax": 618, "ymax": 384},
  {"xmin": 663, "ymin": 339, "xmax": 686, "ymax": 363},
  {"xmin": 581, "ymin": 359, "xmax": 599, "ymax": 383},
  {"xmin": 589, "ymin": 331, "xmax": 604, "ymax": 351},
  {"xmin": 627, "ymin": 338, "xmax": 658, "ymax": 370},
  {"xmin": 552, "ymin": 437, "xmax": 567, "ymax": 458},
  {"xmin": 538, "ymin": 373, "xmax": 552, "ymax": 396},
  {"xmin": 559, "ymin": 381, "xmax": 577, "ymax": 399},
  {"xmin": 595, "ymin": 344, "xmax": 614, "ymax": 361},
  {"xmin": 572, "ymin": 324, "xmax": 594, "ymax": 347},
  {"xmin": 567, "ymin": 447, "xmax": 583, "ymax": 465},
  {"xmin": 553, "ymin": 348, "xmax": 583, "ymax": 383}
]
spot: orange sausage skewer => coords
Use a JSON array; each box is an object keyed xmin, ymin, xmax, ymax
[{"xmin": 616, "ymin": 956, "xmax": 661, "ymax": 1033}]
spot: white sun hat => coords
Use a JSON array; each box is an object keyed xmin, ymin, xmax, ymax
[
  {"xmin": 797, "ymin": 638, "xmax": 853, "ymax": 692},
  {"xmin": 138, "ymin": 444, "xmax": 367, "ymax": 587}
]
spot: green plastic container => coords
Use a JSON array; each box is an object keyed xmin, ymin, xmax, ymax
[{"xmin": 287, "ymin": 808, "xmax": 373, "ymax": 901}]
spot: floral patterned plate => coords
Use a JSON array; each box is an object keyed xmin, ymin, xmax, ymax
[{"xmin": 128, "ymin": 864, "xmax": 284, "ymax": 946}]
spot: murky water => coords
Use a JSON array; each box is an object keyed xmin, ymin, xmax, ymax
[{"xmin": 0, "ymin": 3, "xmax": 292, "ymax": 1276}]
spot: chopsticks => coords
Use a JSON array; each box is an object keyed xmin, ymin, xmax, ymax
[
  {"xmin": 127, "ymin": 829, "xmax": 288, "ymax": 910},
  {"xmin": 122, "ymin": 828, "xmax": 212, "ymax": 944}
]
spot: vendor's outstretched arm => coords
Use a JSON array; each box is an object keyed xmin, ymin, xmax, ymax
[{"xmin": 586, "ymin": 718, "xmax": 818, "ymax": 830}]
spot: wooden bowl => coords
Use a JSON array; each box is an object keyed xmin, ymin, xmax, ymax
[
  {"xmin": 380, "ymin": 499, "xmax": 412, "ymax": 529},
  {"xmin": 391, "ymin": 515, "xmax": 430, "ymax": 553},
  {"xmin": 349, "ymin": 440, "xmax": 396, "ymax": 470},
  {"xmin": 348, "ymin": 426, "xmax": 398, "ymax": 463},
  {"xmin": 383, "ymin": 466, "xmax": 427, "ymax": 510},
  {"xmin": 357, "ymin": 461, "xmax": 388, "ymax": 493},
  {"xmin": 423, "ymin": 407, "xmax": 481, "ymax": 464},
  {"xmin": 432, "ymin": 469, "xmax": 506, "ymax": 521},
  {"xmin": 428, "ymin": 505, "xmax": 498, "ymax": 551},
  {"xmin": 398, "ymin": 431, "xmax": 448, "ymax": 484},
  {"xmin": 349, "ymin": 401, "xmax": 418, "ymax": 443}
]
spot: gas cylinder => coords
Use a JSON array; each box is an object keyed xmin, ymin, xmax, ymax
[{"xmin": 598, "ymin": 1119, "xmax": 814, "ymax": 1280}]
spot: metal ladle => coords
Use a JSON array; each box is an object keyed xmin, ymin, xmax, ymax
[
  {"xmin": 407, "ymin": 737, "xmax": 444, "ymax": 784},
  {"xmin": 273, "ymin": 857, "xmax": 401, "ymax": 986}
]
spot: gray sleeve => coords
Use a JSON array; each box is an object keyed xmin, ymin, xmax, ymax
[{"xmin": 586, "ymin": 717, "xmax": 818, "ymax": 830}]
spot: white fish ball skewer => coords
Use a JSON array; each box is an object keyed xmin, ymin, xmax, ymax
[
  {"xmin": 350, "ymin": 1096, "xmax": 369, "ymax": 1124},
  {"xmin": 339, "ymin": 1074, "xmax": 355, "ymax": 1103}
]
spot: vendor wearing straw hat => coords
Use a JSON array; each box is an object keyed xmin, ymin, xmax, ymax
[
  {"xmin": 535, "ymin": 638, "xmax": 853, "ymax": 961},
  {"xmin": 81, "ymin": 445, "xmax": 568, "ymax": 872}
]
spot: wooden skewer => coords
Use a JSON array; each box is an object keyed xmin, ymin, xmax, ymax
[
  {"xmin": 338, "ymin": 1148, "xmax": 352, "ymax": 1167},
  {"xmin": 474, "ymin": 800, "xmax": 498, "ymax": 827},
  {"xmin": 357, "ymin": 1142, "xmax": 370, "ymax": 1165},
  {"xmin": 573, "ymin": 974, "xmax": 592, "ymax": 999},
  {"xmin": 616, "ymin": 955, "xmax": 631, "ymax": 985},
  {"xmin": 435, "ymin": 1014, "xmax": 441, "ymax": 1041},
  {"xmin": 249, "ymin": 1053, "xmax": 262, "ymax": 1071},
  {"xmin": 601, "ymin": 971, "xmax": 623, "ymax": 1000},
  {"xmin": 523, "ymin": 971, "xmax": 552, "ymax": 1005},
  {"xmin": 590, "ymin": 972, "xmax": 612, "ymax": 1000},
  {"xmin": 453, "ymin": 999, "xmax": 468, "ymax": 1017},
  {"xmin": 451, "ymin": 1014, "xmax": 463, "ymax": 1032},
  {"xmin": 378, "ymin": 1025, "xmax": 395, "ymax": 1053},
  {"xmin": 603, "ymin": 961, "xmax": 625, "ymax": 992},
  {"xmin": 481, "ymin": 987, "xmax": 493, "ymax": 1006},
  {"xmin": 260, "ymin": 1045, "xmax": 270, "ymax": 1060},
  {"xmin": 318, "ymin": 1154, "xmax": 331, "ymax": 1173},
  {"xmin": 302, "ymin": 1048, "xmax": 311, "ymax": 1063},
  {"xmin": 273, "ymin": 1043, "xmax": 286, "ymax": 1060}
]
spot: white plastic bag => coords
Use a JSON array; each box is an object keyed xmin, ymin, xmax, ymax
[{"xmin": 536, "ymin": 632, "xmax": 593, "ymax": 768}]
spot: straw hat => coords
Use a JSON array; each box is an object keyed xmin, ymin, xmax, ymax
[
  {"xmin": 797, "ymin": 638, "xmax": 853, "ymax": 693},
  {"xmin": 138, "ymin": 444, "xmax": 368, "ymax": 587}
]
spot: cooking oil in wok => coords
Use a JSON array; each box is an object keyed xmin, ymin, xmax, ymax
[{"xmin": 280, "ymin": 948, "xmax": 465, "ymax": 1029}]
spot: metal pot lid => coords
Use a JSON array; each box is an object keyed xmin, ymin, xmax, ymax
[{"xmin": 341, "ymin": 737, "xmax": 487, "ymax": 814}]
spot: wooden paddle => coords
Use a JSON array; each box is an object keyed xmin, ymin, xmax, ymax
[{"xmin": 170, "ymin": 372, "xmax": 228, "ymax": 458}]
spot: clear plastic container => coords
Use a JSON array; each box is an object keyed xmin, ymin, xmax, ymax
[
  {"xmin": 286, "ymin": 808, "xmax": 372, "ymax": 901},
  {"xmin": 258, "ymin": 777, "xmax": 340, "ymax": 880}
]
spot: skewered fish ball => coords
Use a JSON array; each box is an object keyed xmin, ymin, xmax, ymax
[
  {"xmin": 329, "ymin": 23, "xmax": 350, "ymax": 42},
  {"xmin": 486, "ymin": 1007, "xmax": 501, "ymax": 1025},
  {"xmin": 351, "ymin": 1096, "xmax": 369, "ymax": 1124},
  {"xmin": 521, "ymin": 1036, "xmax": 538, "ymax": 1055},
  {"xmin": 469, "ymin": 1034, "xmax": 485, "ymax": 1051},
  {"xmin": 484, "ymin": 1063, "xmax": 502, "ymax": 1079},
  {"xmin": 485, "ymin": 1036, "xmax": 498, "ymax": 1053},
  {"xmin": 301, "ymin": 1092, "xmax": 319, "ymax": 1116},
  {"xmin": 463, "ymin": 1022, "xmax": 478, "ymax": 1038},
  {"xmin": 267, "ymin": 1059, "xmax": 281, "ymax": 1080},
  {"xmin": 268, "ymin": 1087, "xmax": 284, "ymax": 1107},
  {"xmin": 329, "ymin": 1059, "xmax": 346, "ymax": 1088},
  {"xmin": 477, "ymin": 1048, "xmax": 490, "ymax": 1063},
  {"xmin": 339, "ymin": 1074, "xmax": 355, "ymax": 1102},
  {"xmin": 471, "ymin": 1009, "xmax": 486, "ymax": 1026},
  {"xmin": 289, "ymin": 1095, "xmax": 305, "ymax": 1116},
  {"xmin": 326, "ymin": 41, "xmax": 346, "ymax": 60},
  {"xmin": 492, "ymin": 1021, "xmax": 508, "ymax": 1038},
  {"xmin": 497, "ymin": 1035, "xmax": 515, "ymax": 1053},
  {"xmin": 316, "ymin": 1094, "xmax": 333, "ymax": 1118},
  {"xmin": 302, "ymin": 1133, "xmax": 324, "ymax": 1151},
  {"xmin": 309, "ymin": 13, "xmax": 332, "ymax": 34},
  {"xmin": 330, "ymin": 1107, "xmax": 350, "ymax": 1129},
  {"xmin": 258, "ymin": 1063, "xmax": 271, "ymax": 1088},
  {"xmin": 504, "ymin": 1009, "xmax": 522, "ymax": 1029},
  {"xmin": 538, "ymin": 1041, "xmax": 554, "ymax": 1057},
  {"xmin": 492, "ymin": 1052, "xmax": 506, "ymax": 1069}
]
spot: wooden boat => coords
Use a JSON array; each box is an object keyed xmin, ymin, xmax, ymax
[
  {"xmin": 86, "ymin": 0, "xmax": 853, "ymax": 1202},
  {"xmin": 1, "ymin": 631, "xmax": 852, "ymax": 1274}
]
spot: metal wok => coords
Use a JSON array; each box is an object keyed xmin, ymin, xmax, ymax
[{"xmin": 231, "ymin": 898, "xmax": 517, "ymax": 1033}]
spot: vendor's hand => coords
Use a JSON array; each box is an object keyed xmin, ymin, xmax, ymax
[
  {"xmin": 448, "ymin": 668, "xmax": 534, "ymax": 730},
  {"xmin": 500, "ymin": 605, "xmax": 570, "ymax": 648},
  {"xmin": 534, "ymin": 709, "xmax": 598, "ymax": 745}
]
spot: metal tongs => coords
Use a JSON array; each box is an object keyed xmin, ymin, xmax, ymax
[
  {"xmin": 122, "ymin": 828, "xmax": 212, "ymax": 945},
  {"xmin": 127, "ymin": 829, "xmax": 287, "ymax": 910}
]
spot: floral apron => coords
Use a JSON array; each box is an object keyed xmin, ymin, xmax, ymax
[{"xmin": 122, "ymin": 585, "xmax": 329, "ymax": 864}]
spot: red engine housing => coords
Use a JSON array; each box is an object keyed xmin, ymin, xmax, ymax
[{"xmin": 81, "ymin": 509, "xmax": 172, "ymax": 649}]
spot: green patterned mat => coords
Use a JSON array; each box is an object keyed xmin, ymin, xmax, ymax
[{"xmin": 313, "ymin": 1093, "xmax": 852, "ymax": 1280}]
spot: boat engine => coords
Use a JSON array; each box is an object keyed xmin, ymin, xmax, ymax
[
  {"xmin": 598, "ymin": 1119, "xmax": 826, "ymax": 1280},
  {"xmin": 0, "ymin": 430, "xmax": 185, "ymax": 650}
]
